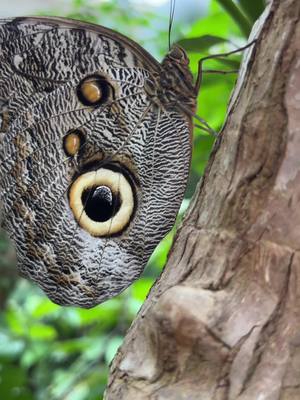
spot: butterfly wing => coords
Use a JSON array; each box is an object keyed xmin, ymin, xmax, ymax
[{"xmin": 0, "ymin": 17, "xmax": 192, "ymax": 307}]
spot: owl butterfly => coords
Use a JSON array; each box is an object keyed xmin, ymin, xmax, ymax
[{"xmin": 0, "ymin": 16, "xmax": 201, "ymax": 308}]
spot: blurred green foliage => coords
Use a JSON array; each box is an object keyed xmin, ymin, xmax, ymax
[{"xmin": 0, "ymin": 0, "xmax": 264, "ymax": 399}]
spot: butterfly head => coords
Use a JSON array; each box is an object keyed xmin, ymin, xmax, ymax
[{"xmin": 167, "ymin": 45, "xmax": 190, "ymax": 65}]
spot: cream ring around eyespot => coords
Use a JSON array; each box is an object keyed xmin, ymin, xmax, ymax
[{"xmin": 69, "ymin": 169, "xmax": 134, "ymax": 237}]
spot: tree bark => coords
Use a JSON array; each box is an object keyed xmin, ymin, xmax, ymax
[{"xmin": 105, "ymin": 1, "xmax": 300, "ymax": 399}]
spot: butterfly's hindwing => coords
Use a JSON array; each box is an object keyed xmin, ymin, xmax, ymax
[{"xmin": 0, "ymin": 17, "xmax": 193, "ymax": 307}]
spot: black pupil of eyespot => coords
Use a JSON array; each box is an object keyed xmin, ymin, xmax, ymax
[{"xmin": 82, "ymin": 186, "xmax": 120, "ymax": 223}]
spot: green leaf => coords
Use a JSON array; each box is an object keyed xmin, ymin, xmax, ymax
[
  {"xmin": 189, "ymin": 7, "xmax": 234, "ymax": 39},
  {"xmin": 31, "ymin": 299, "xmax": 60, "ymax": 318},
  {"xmin": 215, "ymin": 0, "xmax": 252, "ymax": 37},
  {"xmin": 147, "ymin": 231, "xmax": 174, "ymax": 271},
  {"xmin": 131, "ymin": 278, "xmax": 154, "ymax": 301},
  {"xmin": 28, "ymin": 323, "xmax": 57, "ymax": 340},
  {"xmin": 177, "ymin": 35, "xmax": 228, "ymax": 52},
  {"xmin": 78, "ymin": 299, "xmax": 121, "ymax": 327},
  {"xmin": 237, "ymin": 0, "xmax": 265, "ymax": 22},
  {"xmin": 5, "ymin": 306, "xmax": 26, "ymax": 336}
]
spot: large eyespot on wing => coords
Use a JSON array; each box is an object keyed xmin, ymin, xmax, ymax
[{"xmin": 69, "ymin": 167, "xmax": 136, "ymax": 237}]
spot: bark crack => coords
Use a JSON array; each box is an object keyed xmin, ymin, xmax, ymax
[{"xmin": 237, "ymin": 252, "xmax": 294, "ymax": 396}]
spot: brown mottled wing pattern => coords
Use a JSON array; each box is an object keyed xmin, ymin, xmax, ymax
[{"xmin": 0, "ymin": 17, "xmax": 192, "ymax": 308}]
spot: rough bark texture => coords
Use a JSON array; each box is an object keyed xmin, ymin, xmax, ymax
[{"xmin": 105, "ymin": 1, "xmax": 300, "ymax": 399}]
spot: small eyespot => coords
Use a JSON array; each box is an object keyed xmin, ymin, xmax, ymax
[
  {"xmin": 77, "ymin": 75, "xmax": 112, "ymax": 106},
  {"xmin": 69, "ymin": 168, "xmax": 135, "ymax": 237},
  {"xmin": 63, "ymin": 130, "xmax": 85, "ymax": 157}
]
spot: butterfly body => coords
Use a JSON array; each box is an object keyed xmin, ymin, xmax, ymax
[{"xmin": 0, "ymin": 17, "xmax": 195, "ymax": 307}]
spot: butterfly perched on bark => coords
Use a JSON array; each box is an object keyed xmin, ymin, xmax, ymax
[{"xmin": 0, "ymin": 16, "xmax": 200, "ymax": 307}]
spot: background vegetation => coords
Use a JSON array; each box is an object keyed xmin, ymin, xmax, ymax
[{"xmin": 0, "ymin": 1, "xmax": 264, "ymax": 399}]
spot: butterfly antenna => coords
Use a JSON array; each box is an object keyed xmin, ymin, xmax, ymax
[{"xmin": 168, "ymin": 0, "xmax": 176, "ymax": 50}]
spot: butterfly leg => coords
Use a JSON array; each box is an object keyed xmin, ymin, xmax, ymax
[
  {"xmin": 193, "ymin": 39, "xmax": 256, "ymax": 136},
  {"xmin": 195, "ymin": 39, "xmax": 256, "ymax": 93}
]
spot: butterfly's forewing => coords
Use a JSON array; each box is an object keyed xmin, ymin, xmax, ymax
[{"xmin": 0, "ymin": 17, "xmax": 192, "ymax": 307}]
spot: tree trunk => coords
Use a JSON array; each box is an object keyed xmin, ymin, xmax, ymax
[{"xmin": 105, "ymin": 0, "xmax": 300, "ymax": 399}]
